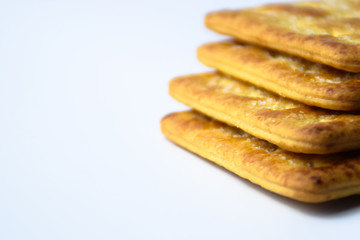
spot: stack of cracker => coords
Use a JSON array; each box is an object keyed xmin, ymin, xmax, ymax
[{"xmin": 161, "ymin": 0, "xmax": 360, "ymax": 203}]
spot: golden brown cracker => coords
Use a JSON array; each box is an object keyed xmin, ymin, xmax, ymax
[
  {"xmin": 205, "ymin": 0, "xmax": 360, "ymax": 72},
  {"xmin": 161, "ymin": 110, "xmax": 360, "ymax": 202},
  {"xmin": 197, "ymin": 41, "xmax": 360, "ymax": 110},
  {"xmin": 169, "ymin": 72, "xmax": 360, "ymax": 154}
]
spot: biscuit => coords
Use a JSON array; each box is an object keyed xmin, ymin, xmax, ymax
[
  {"xmin": 161, "ymin": 110, "xmax": 360, "ymax": 202},
  {"xmin": 169, "ymin": 72, "xmax": 360, "ymax": 154},
  {"xmin": 197, "ymin": 41, "xmax": 360, "ymax": 111},
  {"xmin": 205, "ymin": 0, "xmax": 360, "ymax": 72}
]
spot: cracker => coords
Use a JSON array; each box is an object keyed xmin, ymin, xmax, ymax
[
  {"xmin": 197, "ymin": 41, "xmax": 360, "ymax": 110},
  {"xmin": 169, "ymin": 72, "xmax": 360, "ymax": 154},
  {"xmin": 205, "ymin": 0, "xmax": 360, "ymax": 72},
  {"xmin": 161, "ymin": 110, "xmax": 360, "ymax": 202}
]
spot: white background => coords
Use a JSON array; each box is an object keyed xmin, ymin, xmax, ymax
[{"xmin": 1, "ymin": 0, "xmax": 360, "ymax": 239}]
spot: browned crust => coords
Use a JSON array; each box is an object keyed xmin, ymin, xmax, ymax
[
  {"xmin": 161, "ymin": 110, "xmax": 360, "ymax": 203},
  {"xmin": 197, "ymin": 41, "xmax": 360, "ymax": 110},
  {"xmin": 169, "ymin": 72, "xmax": 360, "ymax": 154},
  {"xmin": 205, "ymin": 2, "xmax": 360, "ymax": 72}
]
